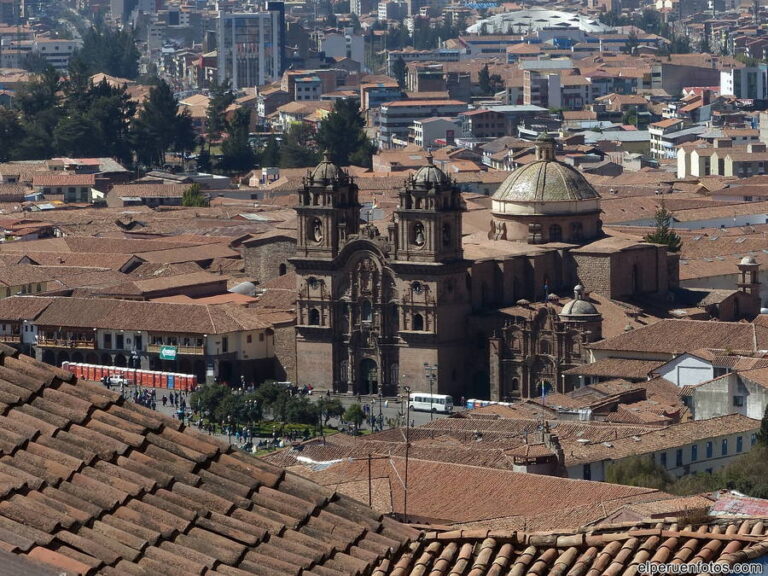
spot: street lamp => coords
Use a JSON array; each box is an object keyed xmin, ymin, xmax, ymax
[
  {"xmin": 424, "ymin": 363, "xmax": 437, "ymax": 421},
  {"xmin": 378, "ymin": 392, "xmax": 384, "ymax": 431},
  {"xmin": 401, "ymin": 384, "xmax": 411, "ymax": 523}
]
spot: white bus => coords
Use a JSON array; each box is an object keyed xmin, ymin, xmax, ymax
[{"xmin": 409, "ymin": 393, "xmax": 454, "ymax": 413}]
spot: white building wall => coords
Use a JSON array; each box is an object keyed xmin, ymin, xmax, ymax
[{"xmin": 656, "ymin": 353, "xmax": 715, "ymax": 387}]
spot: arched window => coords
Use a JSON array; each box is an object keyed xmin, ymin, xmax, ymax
[
  {"xmin": 361, "ymin": 300, "xmax": 372, "ymax": 322},
  {"xmin": 511, "ymin": 378, "xmax": 519, "ymax": 390},
  {"xmin": 278, "ymin": 263, "xmax": 287, "ymax": 276},
  {"xmin": 571, "ymin": 222, "xmax": 583, "ymax": 242},
  {"xmin": 549, "ymin": 224, "xmax": 562, "ymax": 242},
  {"xmin": 308, "ymin": 308, "xmax": 320, "ymax": 325},
  {"xmin": 540, "ymin": 340, "xmax": 551, "ymax": 355},
  {"xmin": 412, "ymin": 313, "xmax": 424, "ymax": 331}
]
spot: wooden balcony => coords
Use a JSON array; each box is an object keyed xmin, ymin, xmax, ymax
[
  {"xmin": 36, "ymin": 338, "xmax": 96, "ymax": 349},
  {"xmin": 147, "ymin": 344, "xmax": 205, "ymax": 356}
]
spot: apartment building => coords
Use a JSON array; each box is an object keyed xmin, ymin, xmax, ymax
[
  {"xmin": 216, "ymin": 10, "xmax": 282, "ymax": 90},
  {"xmin": 378, "ymin": 99, "xmax": 468, "ymax": 149}
]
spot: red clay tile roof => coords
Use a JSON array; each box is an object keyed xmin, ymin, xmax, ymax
[
  {"xmin": 0, "ymin": 345, "xmax": 418, "ymax": 575},
  {"xmin": 564, "ymin": 358, "xmax": 663, "ymax": 379},
  {"xmin": 375, "ymin": 520, "xmax": 768, "ymax": 575}
]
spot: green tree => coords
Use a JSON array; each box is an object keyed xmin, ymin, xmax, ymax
[
  {"xmin": 285, "ymin": 396, "xmax": 319, "ymax": 425},
  {"xmin": 344, "ymin": 403, "xmax": 365, "ymax": 429},
  {"xmin": 622, "ymin": 108, "xmax": 638, "ymax": 126},
  {"xmin": 623, "ymin": 30, "xmax": 639, "ymax": 55},
  {"xmin": 190, "ymin": 382, "xmax": 231, "ymax": 417},
  {"xmin": 0, "ymin": 108, "xmax": 24, "ymax": 162},
  {"xmin": 392, "ymin": 56, "xmax": 407, "ymax": 89},
  {"xmin": 182, "ymin": 183, "xmax": 209, "ymax": 207},
  {"xmin": 605, "ymin": 455, "xmax": 672, "ymax": 490},
  {"xmin": 53, "ymin": 114, "xmax": 103, "ymax": 157},
  {"xmin": 261, "ymin": 136, "xmax": 280, "ymax": 167},
  {"xmin": 757, "ymin": 405, "xmax": 768, "ymax": 446},
  {"xmin": 317, "ymin": 396, "xmax": 345, "ymax": 426},
  {"xmin": 220, "ymin": 107, "xmax": 255, "ymax": 173},
  {"xmin": 131, "ymin": 80, "xmax": 191, "ymax": 168},
  {"xmin": 206, "ymin": 79, "xmax": 235, "ymax": 148},
  {"xmin": 197, "ymin": 138, "xmax": 212, "ymax": 172},
  {"xmin": 316, "ymin": 99, "xmax": 376, "ymax": 168},
  {"xmin": 280, "ymin": 123, "xmax": 320, "ymax": 168},
  {"xmin": 479, "ymin": 63, "xmax": 491, "ymax": 95},
  {"xmin": 644, "ymin": 201, "xmax": 682, "ymax": 252},
  {"xmin": 254, "ymin": 382, "xmax": 292, "ymax": 421},
  {"xmin": 68, "ymin": 25, "xmax": 140, "ymax": 79}
]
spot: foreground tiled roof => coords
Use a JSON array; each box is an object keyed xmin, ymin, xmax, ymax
[
  {"xmin": 0, "ymin": 345, "xmax": 417, "ymax": 575},
  {"xmin": 376, "ymin": 520, "xmax": 768, "ymax": 575}
]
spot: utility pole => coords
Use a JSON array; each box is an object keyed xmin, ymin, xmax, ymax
[
  {"xmin": 402, "ymin": 384, "xmax": 411, "ymax": 523},
  {"xmin": 423, "ymin": 363, "xmax": 437, "ymax": 420}
]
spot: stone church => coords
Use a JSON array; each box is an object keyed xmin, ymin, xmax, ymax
[{"xmin": 272, "ymin": 135, "xmax": 753, "ymax": 399}]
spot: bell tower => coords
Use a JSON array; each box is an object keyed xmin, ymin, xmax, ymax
[
  {"xmin": 393, "ymin": 153, "xmax": 465, "ymax": 264},
  {"xmin": 295, "ymin": 152, "xmax": 360, "ymax": 260}
]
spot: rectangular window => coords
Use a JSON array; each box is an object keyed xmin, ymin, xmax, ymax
[
  {"xmin": 691, "ymin": 444, "xmax": 698, "ymax": 461},
  {"xmin": 737, "ymin": 436, "xmax": 743, "ymax": 453},
  {"xmin": 222, "ymin": 337, "xmax": 228, "ymax": 353},
  {"xmin": 115, "ymin": 334, "xmax": 124, "ymax": 350},
  {"xmin": 734, "ymin": 395, "xmax": 745, "ymax": 407},
  {"xmin": 583, "ymin": 463, "xmax": 591, "ymax": 480},
  {"xmin": 660, "ymin": 452, "xmax": 667, "ymax": 468},
  {"xmin": 676, "ymin": 449, "xmax": 683, "ymax": 467},
  {"xmin": 104, "ymin": 333, "xmax": 112, "ymax": 349},
  {"xmin": 706, "ymin": 441, "xmax": 713, "ymax": 458},
  {"xmin": 259, "ymin": 333, "xmax": 265, "ymax": 341},
  {"xmin": 246, "ymin": 334, "xmax": 252, "ymax": 343},
  {"xmin": 722, "ymin": 439, "xmax": 728, "ymax": 456}
]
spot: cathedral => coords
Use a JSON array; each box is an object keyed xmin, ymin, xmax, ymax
[{"xmin": 287, "ymin": 135, "xmax": 687, "ymax": 399}]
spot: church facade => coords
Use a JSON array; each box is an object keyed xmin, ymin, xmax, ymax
[{"xmin": 282, "ymin": 137, "xmax": 724, "ymax": 399}]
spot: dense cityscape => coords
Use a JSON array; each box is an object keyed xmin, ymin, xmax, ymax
[{"xmin": 0, "ymin": 0, "xmax": 768, "ymax": 573}]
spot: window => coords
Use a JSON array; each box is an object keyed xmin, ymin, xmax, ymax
[
  {"xmin": 737, "ymin": 436, "xmax": 744, "ymax": 453},
  {"xmin": 733, "ymin": 395, "xmax": 745, "ymax": 407},
  {"xmin": 691, "ymin": 444, "xmax": 698, "ymax": 462},
  {"xmin": 246, "ymin": 334, "xmax": 252, "ymax": 343},
  {"xmin": 412, "ymin": 313, "xmax": 424, "ymax": 331},
  {"xmin": 676, "ymin": 449, "xmax": 683, "ymax": 467},
  {"xmin": 115, "ymin": 334, "xmax": 124, "ymax": 350},
  {"xmin": 36, "ymin": 284, "xmax": 41, "ymax": 292},
  {"xmin": 706, "ymin": 441, "xmax": 713, "ymax": 458},
  {"xmin": 104, "ymin": 333, "xmax": 112, "ymax": 349},
  {"xmin": 752, "ymin": 433, "xmax": 758, "ymax": 446},
  {"xmin": 222, "ymin": 337, "xmax": 228, "ymax": 353},
  {"xmin": 308, "ymin": 308, "xmax": 320, "ymax": 325},
  {"xmin": 278, "ymin": 263, "xmax": 287, "ymax": 276},
  {"xmin": 361, "ymin": 300, "xmax": 372, "ymax": 322},
  {"xmin": 721, "ymin": 438, "xmax": 728, "ymax": 456},
  {"xmin": 548, "ymin": 224, "xmax": 562, "ymax": 242},
  {"xmin": 660, "ymin": 452, "xmax": 667, "ymax": 468},
  {"xmin": 583, "ymin": 463, "xmax": 591, "ymax": 480}
]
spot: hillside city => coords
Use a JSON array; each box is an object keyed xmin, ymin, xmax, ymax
[{"xmin": 2, "ymin": 0, "xmax": 768, "ymax": 573}]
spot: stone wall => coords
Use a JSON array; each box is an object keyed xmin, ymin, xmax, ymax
[
  {"xmin": 272, "ymin": 322, "xmax": 296, "ymax": 383},
  {"xmin": 243, "ymin": 237, "xmax": 296, "ymax": 283}
]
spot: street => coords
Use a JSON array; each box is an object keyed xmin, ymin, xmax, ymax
[{"xmin": 314, "ymin": 394, "xmax": 454, "ymax": 430}]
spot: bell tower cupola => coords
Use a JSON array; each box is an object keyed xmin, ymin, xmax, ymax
[
  {"xmin": 393, "ymin": 153, "xmax": 465, "ymax": 263},
  {"xmin": 296, "ymin": 151, "xmax": 361, "ymax": 260}
]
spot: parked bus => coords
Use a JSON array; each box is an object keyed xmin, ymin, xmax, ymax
[{"xmin": 409, "ymin": 393, "xmax": 454, "ymax": 413}]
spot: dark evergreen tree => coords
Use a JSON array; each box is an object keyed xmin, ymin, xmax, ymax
[
  {"xmin": 392, "ymin": 56, "xmax": 407, "ymax": 88},
  {"xmin": 205, "ymin": 79, "xmax": 235, "ymax": 149},
  {"xmin": 261, "ymin": 136, "xmax": 280, "ymax": 167},
  {"xmin": 131, "ymin": 80, "xmax": 189, "ymax": 167},
  {"xmin": 220, "ymin": 108, "xmax": 255, "ymax": 173},
  {"xmin": 68, "ymin": 25, "xmax": 140, "ymax": 79},
  {"xmin": 479, "ymin": 64, "xmax": 491, "ymax": 95},
  {"xmin": 0, "ymin": 108, "xmax": 24, "ymax": 162},
  {"xmin": 279, "ymin": 123, "xmax": 320, "ymax": 168},
  {"xmin": 644, "ymin": 200, "xmax": 682, "ymax": 252},
  {"xmin": 54, "ymin": 114, "xmax": 103, "ymax": 157},
  {"xmin": 182, "ymin": 183, "xmax": 209, "ymax": 207},
  {"xmin": 316, "ymin": 99, "xmax": 376, "ymax": 168}
]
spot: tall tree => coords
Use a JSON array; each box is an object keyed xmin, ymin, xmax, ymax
[
  {"xmin": 479, "ymin": 64, "xmax": 491, "ymax": 95},
  {"xmin": 0, "ymin": 108, "xmax": 24, "ymax": 162},
  {"xmin": 131, "ymin": 80, "xmax": 189, "ymax": 168},
  {"xmin": 280, "ymin": 123, "xmax": 320, "ymax": 168},
  {"xmin": 220, "ymin": 108, "xmax": 255, "ymax": 173},
  {"xmin": 182, "ymin": 183, "xmax": 209, "ymax": 207},
  {"xmin": 205, "ymin": 79, "xmax": 235, "ymax": 149},
  {"xmin": 644, "ymin": 200, "xmax": 682, "ymax": 252},
  {"xmin": 68, "ymin": 25, "xmax": 140, "ymax": 79},
  {"xmin": 392, "ymin": 56, "xmax": 407, "ymax": 88},
  {"xmin": 316, "ymin": 99, "xmax": 376, "ymax": 168},
  {"xmin": 261, "ymin": 136, "xmax": 280, "ymax": 167}
]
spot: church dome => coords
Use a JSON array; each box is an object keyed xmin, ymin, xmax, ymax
[
  {"xmin": 560, "ymin": 285, "xmax": 600, "ymax": 320},
  {"xmin": 413, "ymin": 153, "xmax": 449, "ymax": 186},
  {"xmin": 311, "ymin": 151, "xmax": 345, "ymax": 183},
  {"xmin": 493, "ymin": 134, "xmax": 600, "ymax": 206}
]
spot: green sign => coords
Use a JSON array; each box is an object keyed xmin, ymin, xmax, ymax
[{"xmin": 159, "ymin": 345, "xmax": 177, "ymax": 360}]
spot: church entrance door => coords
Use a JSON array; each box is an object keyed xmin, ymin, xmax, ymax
[{"xmin": 359, "ymin": 358, "xmax": 378, "ymax": 395}]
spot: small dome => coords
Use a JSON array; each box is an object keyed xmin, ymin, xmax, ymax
[
  {"xmin": 561, "ymin": 299, "xmax": 599, "ymax": 316},
  {"xmin": 413, "ymin": 153, "xmax": 449, "ymax": 186},
  {"xmin": 493, "ymin": 135, "xmax": 599, "ymax": 205},
  {"xmin": 311, "ymin": 151, "xmax": 345, "ymax": 183},
  {"xmin": 740, "ymin": 256, "xmax": 758, "ymax": 266}
]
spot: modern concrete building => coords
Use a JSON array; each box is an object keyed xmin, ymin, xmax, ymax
[
  {"xmin": 216, "ymin": 10, "xmax": 282, "ymax": 90},
  {"xmin": 378, "ymin": 99, "xmax": 468, "ymax": 149}
]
